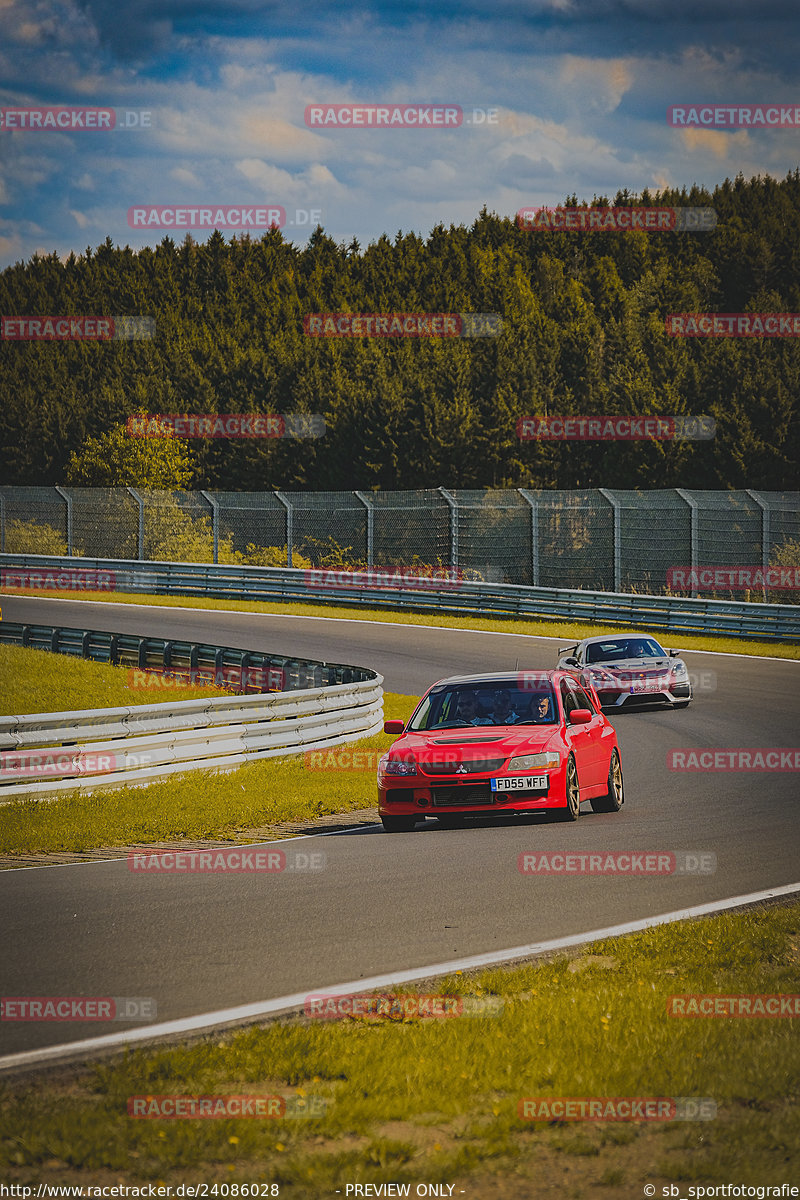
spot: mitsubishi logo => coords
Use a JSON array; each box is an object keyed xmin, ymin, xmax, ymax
[{"xmin": 456, "ymin": 764, "xmax": 468, "ymax": 774}]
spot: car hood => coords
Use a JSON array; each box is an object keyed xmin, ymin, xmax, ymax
[
  {"xmin": 586, "ymin": 657, "xmax": 673, "ymax": 674},
  {"xmin": 389, "ymin": 727, "xmax": 560, "ymax": 766}
]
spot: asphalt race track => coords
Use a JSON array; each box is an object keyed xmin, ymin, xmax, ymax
[{"xmin": 1, "ymin": 594, "xmax": 799, "ymax": 1060}]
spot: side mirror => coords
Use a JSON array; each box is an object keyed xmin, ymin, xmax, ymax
[
  {"xmin": 564, "ymin": 656, "xmax": 578, "ymax": 666},
  {"xmin": 568, "ymin": 708, "xmax": 592, "ymax": 725},
  {"xmin": 668, "ymin": 648, "xmax": 683, "ymax": 658},
  {"xmin": 384, "ymin": 720, "xmax": 405, "ymax": 734}
]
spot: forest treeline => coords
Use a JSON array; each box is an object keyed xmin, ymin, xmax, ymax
[{"xmin": 1, "ymin": 171, "xmax": 799, "ymax": 491}]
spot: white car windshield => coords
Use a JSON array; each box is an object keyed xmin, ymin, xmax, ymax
[{"xmin": 585, "ymin": 637, "xmax": 665, "ymax": 663}]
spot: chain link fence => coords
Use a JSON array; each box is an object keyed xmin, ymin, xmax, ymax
[{"xmin": 1, "ymin": 487, "xmax": 798, "ymax": 600}]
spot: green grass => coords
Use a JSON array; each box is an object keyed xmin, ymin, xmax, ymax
[
  {"xmin": 3, "ymin": 584, "xmax": 797, "ymax": 659},
  {"xmin": 0, "ymin": 643, "xmax": 234, "ymax": 715},
  {"xmin": 0, "ymin": 691, "xmax": 416, "ymax": 857},
  {"xmin": 1, "ymin": 902, "xmax": 798, "ymax": 1193}
]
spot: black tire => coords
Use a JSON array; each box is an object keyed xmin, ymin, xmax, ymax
[
  {"xmin": 380, "ymin": 814, "xmax": 417, "ymax": 833},
  {"xmin": 555, "ymin": 755, "xmax": 581, "ymax": 822},
  {"xmin": 437, "ymin": 812, "xmax": 467, "ymax": 828},
  {"xmin": 591, "ymin": 748, "xmax": 624, "ymax": 813}
]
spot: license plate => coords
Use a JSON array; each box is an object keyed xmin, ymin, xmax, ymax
[
  {"xmin": 630, "ymin": 679, "xmax": 662, "ymax": 693},
  {"xmin": 491, "ymin": 775, "xmax": 549, "ymax": 792}
]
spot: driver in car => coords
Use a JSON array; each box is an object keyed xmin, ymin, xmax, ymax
[{"xmin": 455, "ymin": 691, "xmax": 493, "ymax": 725}]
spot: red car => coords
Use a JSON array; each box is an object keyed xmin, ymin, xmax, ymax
[{"xmin": 378, "ymin": 671, "xmax": 624, "ymax": 832}]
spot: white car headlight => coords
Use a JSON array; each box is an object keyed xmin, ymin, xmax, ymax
[
  {"xmin": 381, "ymin": 755, "xmax": 418, "ymax": 776},
  {"xmin": 671, "ymin": 661, "xmax": 688, "ymax": 677},
  {"xmin": 509, "ymin": 752, "xmax": 561, "ymax": 771}
]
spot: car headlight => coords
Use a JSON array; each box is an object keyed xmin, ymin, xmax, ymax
[
  {"xmin": 588, "ymin": 668, "xmax": 616, "ymax": 685},
  {"xmin": 381, "ymin": 755, "xmax": 418, "ymax": 776},
  {"xmin": 671, "ymin": 661, "xmax": 688, "ymax": 677},
  {"xmin": 509, "ymin": 752, "xmax": 561, "ymax": 771}
]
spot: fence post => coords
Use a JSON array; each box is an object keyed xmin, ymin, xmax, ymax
[
  {"xmin": 746, "ymin": 489, "xmax": 770, "ymax": 601},
  {"xmin": 127, "ymin": 487, "xmax": 145, "ymax": 560},
  {"xmin": 598, "ymin": 488, "xmax": 621, "ymax": 592},
  {"xmin": 0, "ymin": 490, "xmax": 5, "ymax": 553},
  {"xmin": 354, "ymin": 491, "xmax": 374, "ymax": 567},
  {"xmin": 438, "ymin": 487, "xmax": 458, "ymax": 569},
  {"xmin": 54, "ymin": 486, "xmax": 73, "ymax": 557},
  {"xmin": 518, "ymin": 489, "xmax": 540, "ymax": 587},
  {"xmin": 675, "ymin": 489, "xmax": 698, "ymax": 598},
  {"xmin": 275, "ymin": 492, "xmax": 293, "ymax": 568},
  {"xmin": 200, "ymin": 490, "xmax": 219, "ymax": 564}
]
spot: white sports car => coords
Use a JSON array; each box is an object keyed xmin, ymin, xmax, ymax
[{"xmin": 557, "ymin": 634, "xmax": 692, "ymax": 709}]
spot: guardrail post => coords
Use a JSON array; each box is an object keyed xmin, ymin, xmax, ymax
[
  {"xmin": 127, "ymin": 487, "xmax": 145, "ymax": 560},
  {"xmin": 675, "ymin": 489, "xmax": 699, "ymax": 599},
  {"xmin": 54, "ymin": 486, "xmax": 73, "ymax": 556},
  {"xmin": 438, "ymin": 487, "xmax": 458, "ymax": 570},
  {"xmin": 275, "ymin": 492, "xmax": 293, "ymax": 569},
  {"xmin": 518, "ymin": 489, "xmax": 540, "ymax": 587},
  {"xmin": 746, "ymin": 490, "xmax": 770, "ymax": 601},
  {"xmin": 354, "ymin": 491, "xmax": 374, "ymax": 567},
  {"xmin": 0, "ymin": 490, "xmax": 5, "ymax": 553},
  {"xmin": 200, "ymin": 490, "xmax": 219, "ymax": 564},
  {"xmin": 598, "ymin": 488, "xmax": 621, "ymax": 592}
]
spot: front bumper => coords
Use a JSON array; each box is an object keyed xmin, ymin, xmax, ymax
[
  {"xmin": 378, "ymin": 772, "xmax": 566, "ymax": 816},
  {"xmin": 596, "ymin": 682, "xmax": 692, "ymax": 708}
]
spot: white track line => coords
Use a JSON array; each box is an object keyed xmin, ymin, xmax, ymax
[
  {"xmin": 2, "ymin": 881, "xmax": 798, "ymax": 1073},
  {"xmin": 3, "ymin": 594, "xmax": 798, "ymax": 660}
]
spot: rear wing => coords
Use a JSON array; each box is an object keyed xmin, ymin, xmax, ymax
[{"xmin": 558, "ymin": 644, "xmax": 577, "ymax": 657}]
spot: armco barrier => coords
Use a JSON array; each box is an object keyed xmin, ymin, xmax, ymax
[
  {"xmin": 1, "ymin": 554, "xmax": 799, "ymax": 643},
  {"xmin": 0, "ymin": 620, "xmax": 375, "ymax": 693},
  {"xmin": 0, "ymin": 622, "xmax": 383, "ymax": 801}
]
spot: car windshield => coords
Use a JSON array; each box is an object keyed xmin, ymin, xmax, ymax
[
  {"xmin": 585, "ymin": 637, "xmax": 665, "ymax": 663},
  {"xmin": 409, "ymin": 682, "xmax": 558, "ymax": 730}
]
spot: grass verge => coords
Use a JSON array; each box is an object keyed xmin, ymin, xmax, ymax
[
  {"xmin": 0, "ymin": 692, "xmax": 416, "ymax": 858},
  {"xmin": 1, "ymin": 901, "xmax": 798, "ymax": 1195},
  {"xmin": 0, "ymin": 644, "xmax": 233, "ymax": 715},
  {"xmin": 2, "ymin": 585, "xmax": 798, "ymax": 659}
]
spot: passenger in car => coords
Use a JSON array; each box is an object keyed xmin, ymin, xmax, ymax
[{"xmin": 491, "ymin": 689, "xmax": 519, "ymax": 725}]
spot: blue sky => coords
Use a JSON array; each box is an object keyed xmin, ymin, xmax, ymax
[{"xmin": 0, "ymin": 0, "xmax": 798, "ymax": 267}]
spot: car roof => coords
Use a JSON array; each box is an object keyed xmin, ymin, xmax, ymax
[{"xmin": 429, "ymin": 670, "xmax": 562, "ymax": 687}]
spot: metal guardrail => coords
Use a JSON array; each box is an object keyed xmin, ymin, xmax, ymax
[
  {"xmin": 1, "ymin": 554, "xmax": 799, "ymax": 643},
  {"xmin": 0, "ymin": 619, "xmax": 375, "ymax": 693},
  {"xmin": 0, "ymin": 619, "xmax": 383, "ymax": 801}
]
